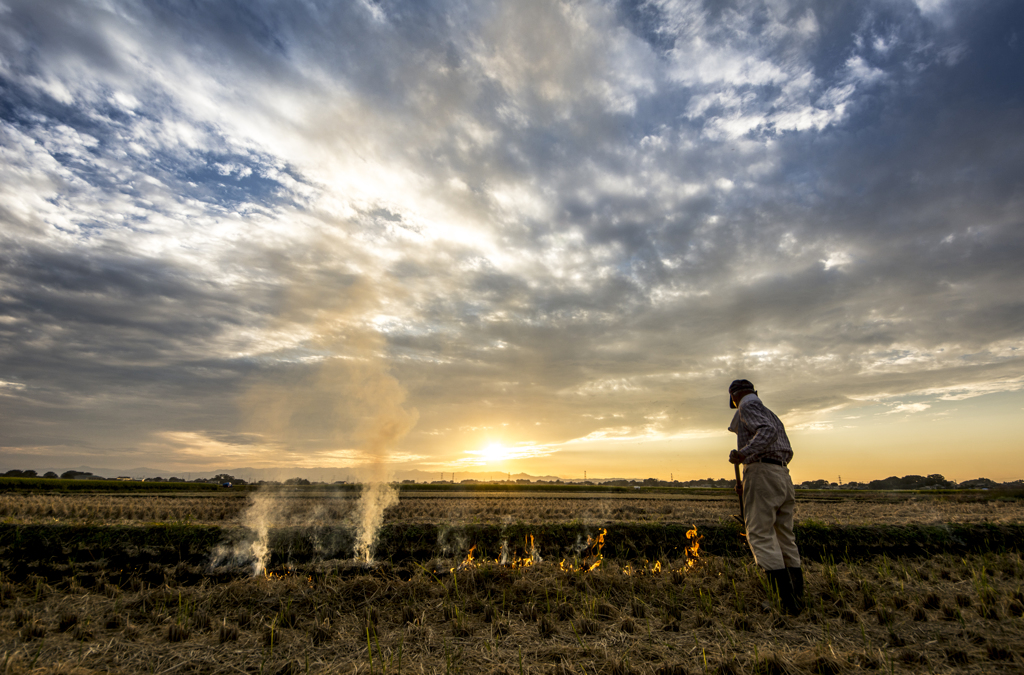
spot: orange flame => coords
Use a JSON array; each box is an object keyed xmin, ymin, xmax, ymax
[
  {"xmin": 622, "ymin": 559, "xmax": 662, "ymax": 576},
  {"xmin": 262, "ymin": 568, "xmax": 315, "ymax": 587},
  {"xmin": 494, "ymin": 536, "xmax": 542, "ymax": 569},
  {"xmin": 440, "ymin": 525, "xmax": 698, "ymax": 577},
  {"xmin": 263, "ymin": 569, "xmax": 290, "ymax": 580},
  {"xmin": 559, "ymin": 528, "xmax": 607, "ymax": 573},
  {"xmin": 451, "ymin": 544, "xmax": 477, "ymax": 573},
  {"xmin": 684, "ymin": 524, "xmax": 702, "ymax": 569},
  {"xmin": 586, "ymin": 527, "xmax": 606, "ymax": 571}
]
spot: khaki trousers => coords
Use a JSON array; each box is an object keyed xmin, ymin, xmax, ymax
[{"xmin": 742, "ymin": 462, "xmax": 801, "ymax": 571}]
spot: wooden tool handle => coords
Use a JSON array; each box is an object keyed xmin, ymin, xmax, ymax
[{"xmin": 734, "ymin": 463, "xmax": 744, "ymax": 522}]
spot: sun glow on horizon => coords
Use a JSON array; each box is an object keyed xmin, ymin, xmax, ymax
[
  {"xmin": 476, "ymin": 442, "xmax": 511, "ymax": 464},
  {"xmin": 458, "ymin": 441, "xmax": 560, "ymax": 468}
]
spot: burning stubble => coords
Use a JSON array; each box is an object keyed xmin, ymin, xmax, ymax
[{"xmin": 210, "ymin": 478, "xmax": 402, "ymax": 573}]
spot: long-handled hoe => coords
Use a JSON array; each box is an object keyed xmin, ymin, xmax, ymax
[{"xmin": 732, "ymin": 464, "xmax": 745, "ymax": 532}]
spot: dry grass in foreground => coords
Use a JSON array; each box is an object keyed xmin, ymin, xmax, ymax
[{"xmin": 0, "ymin": 552, "xmax": 1022, "ymax": 674}]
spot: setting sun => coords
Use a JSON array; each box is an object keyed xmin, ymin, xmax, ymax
[
  {"xmin": 460, "ymin": 441, "xmax": 557, "ymax": 469},
  {"xmin": 477, "ymin": 443, "xmax": 510, "ymax": 464}
]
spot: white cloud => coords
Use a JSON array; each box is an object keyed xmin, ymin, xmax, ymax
[
  {"xmin": 845, "ymin": 55, "xmax": 886, "ymax": 86},
  {"xmin": 0, "ymin": 380, "xmax": 26, "ymax": 395},
  {"xmin": 912, "ymin": 0, "xmax": 953, "ymax": 18},
  {"xmin": 791, "ymin": 422, "xmax": 833, "ymax": 431},
  {"xmin": 566, "ymin": 378, "xmax": 642, "ymax": 397},
  {"xmin": 919, "ymin": 376, "xmax": 1024, "ymax": 401},
  {"xmin": 885, "ymin": 402, "xmax": 932, "ymax": 415},
  {"xmin": 656, "ymin": 1, "xmax": 869, "ymax": 138},
  {"xmin": 822, "ymin": 252, "xmax": 852, "ymax": 270}
]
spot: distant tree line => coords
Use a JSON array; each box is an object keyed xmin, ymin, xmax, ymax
[
  {"xmin": 2, "ymin": 470, "xmax": 58, "ymax": 479},
  {"xmin": 797, "ymin": 474, "xmax": 1023, "ymax": 490},
  {"xmin": 1, "ymin": 470, "xmax": 248, "ymax": 485},
  {"xmin": 2, "ymin": 469, "xmax": 1022, "ymax": 490},
  {"xmin": 432, "ymin": 475, "xmax": 1020, "ymax": 490}
]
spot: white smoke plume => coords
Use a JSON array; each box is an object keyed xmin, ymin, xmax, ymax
[
  {"xmin": 353, "ymin": 480, "xmax": 399, "ymax": 563},
  {"xmin": 209, "ymin": 487, "xmax": 284, "ymax": 575},
  {"xmin": 436, "ymin": 524, "xmax": 467, "ymax": 560},
  {"xmin": 498, "ymin": 538, "xmax": 510, "ymax": 565}
]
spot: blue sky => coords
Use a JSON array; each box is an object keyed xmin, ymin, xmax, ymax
[{"xmin": 1, "ymin": 0, "xmax": 1022, "ymax": 480}]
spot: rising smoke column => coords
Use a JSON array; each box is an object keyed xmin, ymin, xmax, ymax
[
  {"xmin": 342, "ymin": 337, "xmax": 418, "ymax": 562},
  {"xmin": 230, "ymin": 267, "xmax": 418, "ymax": 570},
  {"xmin": 352, "ymin": 481, "xmax": 399, "ymax": 562},
  {"xmin": 209, "ymin": 486, "xmax": 284, "ymax": 576}
]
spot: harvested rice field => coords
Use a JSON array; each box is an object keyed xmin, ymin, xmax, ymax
[
  {"xmin": 0, "ymin": 488, "xmax": 1022, "ymax": 673},
  {"xmin": 1, "ymin": 489, "xmax": 1022, "ymax": 526}
]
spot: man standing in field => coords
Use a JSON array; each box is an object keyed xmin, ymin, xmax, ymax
[{"xmin": 727, "ymin": 379, "xmax": 803, "ymax": 616}]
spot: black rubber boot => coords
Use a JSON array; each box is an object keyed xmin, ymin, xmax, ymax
[
  {"xmin": 766, "ymin": 569, "xmax": 801, "ymax": 616},
  {"xmin": 787, "ymin": 567, "xmax": 805, "ymax": 614}
]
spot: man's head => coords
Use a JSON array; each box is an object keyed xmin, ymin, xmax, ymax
[{"xmin": 728, "ymin": 379, "xmax": 756, "ymax": 409}]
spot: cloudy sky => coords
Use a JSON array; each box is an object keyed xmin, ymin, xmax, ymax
[{"xmin": 1, "ymin": 0, "xmax": 1022, "ymax": 482}]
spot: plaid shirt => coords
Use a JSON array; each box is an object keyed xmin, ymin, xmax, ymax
[{"xmin": 728, "ymin": 394, "xmax": 794, "ymax": 465}]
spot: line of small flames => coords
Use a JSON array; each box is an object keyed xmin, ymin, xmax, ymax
[
  {"xmin": 258, "ymin": 525, "xmax": 701, "ymax": 580},
  {"xmin": 453, "ymin": 525, "xmax": 701, "ymax": 575}
]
